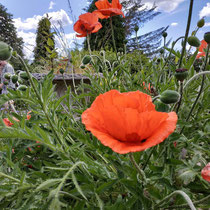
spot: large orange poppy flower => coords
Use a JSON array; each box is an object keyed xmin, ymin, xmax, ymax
[
  {"xmin": 82, "ymin": 90, "xmax": 177, "ymax": 154},
  {"xmin": 196, "ymin": 40, "xmax": 207, "ymax": 59},
  {"xmin": 93, "ymin": 0, "xmax": 125, "ymax": 19},
  {"xmin": 201, "ymin": 163, "xmax": 210, "ymax": 182},
  {"xmin": 74, "ymin": 13, "xmax": 102, "ymax": 37}
]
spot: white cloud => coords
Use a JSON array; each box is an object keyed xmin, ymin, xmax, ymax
[
  {"xmin": 13, "ymin": 10, "xmax": 72, "ymax": 31},
  {"xmin": 17, "ymin": 31, "xmax": 36, "ymax": 60},
  {"xmin": 48, "ymin": 9, "xmax": 73, "ymax": 28},
  {"xmin": 204, "ymin": 22, "xmax": 210, "ymax": 27},
  {"xmin": 141, "ymin": 0, "xmax": 185, "ymax": 12},
  {"xmin": 171, "ymin": 22, "xmax": 178, "ymax": 26},
  {"xmin": 199, "ymin": 3, "xmax": 210, "ymax": 18},
  {"xmin": 49, "ymin": 1, "xmax": 55, "ymax": 10}
]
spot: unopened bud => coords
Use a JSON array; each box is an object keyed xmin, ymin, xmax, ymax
[
  {"xmin": 175, "ymin": 68, "xmax": 188, "ymax": 81},
  {"xmin": 160, "ymin": 90, "xmax": 180, "ymax": 104},
  {"xmin": 187, "ymin": 36, "xmax": 201, "ymax": 47}
]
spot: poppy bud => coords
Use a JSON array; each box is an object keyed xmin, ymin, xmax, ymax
[
  {"xmin": 201, "ymin": 163, "xmax": 210, "ymax": 182},
  {"xmin": 12, "ymin": 51, "xmax": 17, "ymax": 57},
  {"xmin": 134, "ymin": 25, "xmax": 139, "ymax": 33},
  {"xmin": 162, "ymin": 32, "xmax": 167, "ymax": 38},
  {"xmin": 3, "ymin": 81, "xmax": 8, "ymax": 85},
  {"xmin": 17, "ymin": 85, "xmax": 28, "ymax": 91},
  {"xmin": 160, "ymin": 49, "xmax": 164, "ymax": 54},
  {"xmin": 187, "ymin": 36, "xmax": 201, "ymax": 47},
  {"xmin": 82, "ymin": 55, "xmax": 91, "ymax": 65},
  {"xmin": 0, "ymin": 41, "xmax": 13, "ymax": 61},
  {"xmin": 80, "ymin": 65, "xmax": 86, "ymax": 69},
  {"xmin": 204, "ymin": 32, "xmax": 210, "ymax": 44},
  {"xmin": 59, "ymin": 68, "xmax": 64, "ymax": 74},
  {"xmin": 154, "ymin": 100, "xmax": 170, "ymax": 112},
  {"xmin": 4, "ymin": 73, "xmax": 11, "ymax": 80},
  {"xmin": 175, "ymin": 68, "xmax": 188, "ymax": 81},
  {"xmin": 11, "ymin": 75, "xmax": 18, "ymax": 84},
  {"xmin": 19, "ymin": 72, "xmax": 29, "ymax": 80},
  {"xmin": 160, "ymin": 90, "xmax": 180, "ymax": 104},
  {"xmin": 197, "ymin": 18, "xmax": 205, "ymax": 28},
  {"xmin": 124, "ymin": 40, "xmax": 128, "ymax": 44},
  {"xmin": 69, "ymin": 58, "xmax": 73, "ymax": 63}
]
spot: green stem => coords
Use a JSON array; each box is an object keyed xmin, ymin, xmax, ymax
[
  {"xmin": 87, "ymin": 34, "xmax": 92, "ymax": 57},
  {"xmin": 154, "ymin": 190, "xmax": 196, "ymax": 210},
  {"xmin": 178, "ymin": 0, "xmax": 194, "ymax": 68},
  {"xmin": 135, "ymin": 31, "xmax": 143, "ymax": 69},
  {"xmin": 176, "ymin": 81, "xmax": 183, "ymax": 113},
  {"xmin": 129, "ymin": 153, "xmax": 147, "ymax": 183},
  {"xmin": 0, "ymin": 172, "xmax": 20, "ymax": 183},
  {"xmin": 17, "ymin": 55, "xmax": 64, "ymax": 148},
  {"xmin": 142, "ymin": 147, "xmax": 155, "ymax": 170},
  {"xmin": 180, "ymin": 44, "xmax": 209, "ymax": 134},
  {"xmin": 169, "ymin": 194, "xmax": 210, "ymax": 209},
  {"xmin": 62, "ymin": 74, "xmax": 68, "ymax": 90},
  {"xmin": 110, "ymin": 17, "xmax": 118, "ymax": 61}
]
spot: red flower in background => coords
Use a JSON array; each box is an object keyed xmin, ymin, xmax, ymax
[
  {"xmin": 74, "ymin": 13, "xmax": 102, "ymax": 37},
  {"xmin": 3, "ymin": 118, "xmax": 13, "ymax": 127},
  {"xmin": 201, "ymin": 163, "xmax": 210, "ymax": 182},
  {"xmin": 196, "ymin": 40, "xmax": 208, "ymax": 59},
  {"xmin": 93, "ymin": 0, "xmax": 125, "ymax": 19},
  {"xmin": 82, "ymin": 90, "xmax": 177, "ymax": 154}
]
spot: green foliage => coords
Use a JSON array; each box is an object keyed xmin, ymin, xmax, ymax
[
  {"xmin": 0, "ymin": 3, "xmax": 24, "ymax": 69},
  {"xmin": 33, "ymin": 16, "xmax": 57, "ymax": 67}
]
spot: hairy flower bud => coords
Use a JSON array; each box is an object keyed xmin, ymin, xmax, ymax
[
  {"xmin": 160, "ymin": 90, "xmax": 180, "ymax": 104},
  {"xmin": 82, "ymin": 55, "xmax": 91, "ymax": 65},
  {"xmin": 134, "ymin": 25, "xmax": 139, "ymax": 33},
  {"xmin": 187, "ymin": 36, "xmax": 201, "ymax": 47},
  {"xmin": 59, "ymin": 68, "xmax": 64, "ymax": 74},
  {"xmin": 204, "ymin": 32, "xmax": 210, "ymax": 44},
  {"xmin": 197, "ymin": 18, "xmax": 205, "ymax": 28},
  {"xmin": 0, "ymin": 41, "xmax": 13, "ymax": 61},
  {"xmin": 175, "ymin": 68, "xmax": 188, "ymax": 81},
  {"xmin": 162, "ymin": 32, "xmax": 167, "ymax": 38}
]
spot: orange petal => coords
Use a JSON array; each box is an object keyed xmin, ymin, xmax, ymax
[
  {"xmin": 201, "ymin": 163, "xmax": 210, "ymax": 182},
  {"xmin": 196, "ymin": 52, "xmax": 205, "ymax": 59},
  {"xmin": 112, "ymin": 0, "xmax": 122, "ymax": 9},
  {"xmin": 198, "ymin": 40, "xmax": 207, "ymax": 52},
  {"xmin": 95, "ymin": 0, "xmax": 112, "ymax": 10}
]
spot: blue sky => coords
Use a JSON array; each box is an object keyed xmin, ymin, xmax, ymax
[{"xmin": 0, "ymin": 0, "xmax": 210, "ymax": 60}]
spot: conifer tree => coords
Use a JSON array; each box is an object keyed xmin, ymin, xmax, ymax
[
  {"xmin": 0, "ymin": 3, "xmax": 24, "ymax": 69},
  {"xmin": 34, "ymin": 16, "xmax": 56, "ymax": 64},
  {"xmin": 85, "ymin": 0, "xmax": 168, "ymax": 55}
]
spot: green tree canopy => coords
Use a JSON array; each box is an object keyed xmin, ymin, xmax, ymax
[{"xmin": 0, "ymin": 3, "xmax": 24, "ymax": 69}]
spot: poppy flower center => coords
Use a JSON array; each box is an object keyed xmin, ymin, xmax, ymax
[{"xmin": 125, "ymin": 133, "xmax": 146, "ymax": 143}]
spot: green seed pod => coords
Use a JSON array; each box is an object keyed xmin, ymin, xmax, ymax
[
  {"xmin": 197, "ymin": 18, "xmax": 205, "ymax": 28},
  {"xmin": 160, "ymin": 49, "xmax": 164, "ymax": 54},
  {"xmin": 17, "ymin": 85, "xmax": 27, "ymax": 91},
  {"xmin": 187, "ymin": 36, "xmax": 201, "ymax": 47},
  {"xmin": 162, "ymin": 32, "xmax": 168, "ymax": 38},
  {"xmin": 175, "ymin": 68, "xmax": 188, "ymax": 81},
  {"xmin": 4, "ymin": 73, "xmax": 11, "ymax": 80},
  {"xmin": 160, "ymin": 90, "xmax": 180, "ymax": 104},
  {"xmin": 59, "ymin": 68, "xmax": 64, "ymax": 74},
  {"xmin": 0, "ymin": 41, "xmax": 13, "ymax": 61},
  {"xmin": 134, "ymin": 25, "xmax": 139, "ymax": 33},
  {"xmin": 69, "ymin": 58, "xmax": 73, "ymax": 63},
  {"xmin": 82, "ymin": 55, "xmax": 91, "ymax": 65},
  {"xmin": 204, "ymin": 32, "xmax": 210, "ymax": 44},
  {"xmin": 154, "ymin": 100, "xmax": 170, "ymax": 112},
  {"xmin": 11, "ymin": 75, "xmax": 18, "ymax": 83},
  {"xmin": 19, "ymin": 72, "xmax": 29, "ymax": 80},
  {"xmin": 3, "ymin": 80, "xmax": 9, "ymax": 85},
  {"xmin": 80, "ymin": 65, "xmax": 86, "ymax": 69}
]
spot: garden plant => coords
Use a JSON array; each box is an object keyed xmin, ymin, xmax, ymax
[{"xmin": 0, "ymin": 0, "xmax": 209, "ymax": 209}]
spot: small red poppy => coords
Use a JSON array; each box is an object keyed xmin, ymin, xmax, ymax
[
  {"xmin": 3, "ymin": 118, "xmax": 13, "ymax": 127},
  {"xmin": 201, "ymin": 163, "xmax": 210, "ymax": 182},
  {"xmin": 74, "ymin": 13, "xmax": 102, "ymax": 37},
  {"xmin": 82, "ymin": 90, "xmax": 177, "ymax": 154},
  {"xmin": 196, "ymin": 40, "xmax": 208, "ymax": 59},
  {"xmin": 93, "ymin": 0, "xmax": 125, "ymax": 19}
]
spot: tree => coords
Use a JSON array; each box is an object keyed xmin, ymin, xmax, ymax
[
  {"xmin": 85, "ymin": 0, "xmax": 168, "ymax": 55},
  {"xmin": 0, "ymin": 3, "xmax": 24, "ymax": 69},
  {"xmin": 33, "ymin": 15, "xmax": 57, "ymax": 65}
]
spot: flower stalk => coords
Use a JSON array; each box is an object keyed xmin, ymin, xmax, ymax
[{"xmin": 110, "ymin": 17, "xmax": 118, "ymax": 61}]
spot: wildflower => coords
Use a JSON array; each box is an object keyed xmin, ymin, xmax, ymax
[
  {"xmin": 74, "ymin": 13, "xmax": 102, "ymax": 37},
  {"xmin": 93, "ymin": 0, "xmax": 125, "ymax": 19},
  {"xmin": 82, "ymin": 90, "xmax": 177, "ymax": 154},
  {"xmin": 196, "ymin": 40, "xmax": 207, "ymax": 59},
  {"xmin": 201, "ymin": 163, "xmax": 210, "ymax": 182},
  {"xmin": 3, "ymin": 118, "xmax": 13, "ymax": 127}
]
